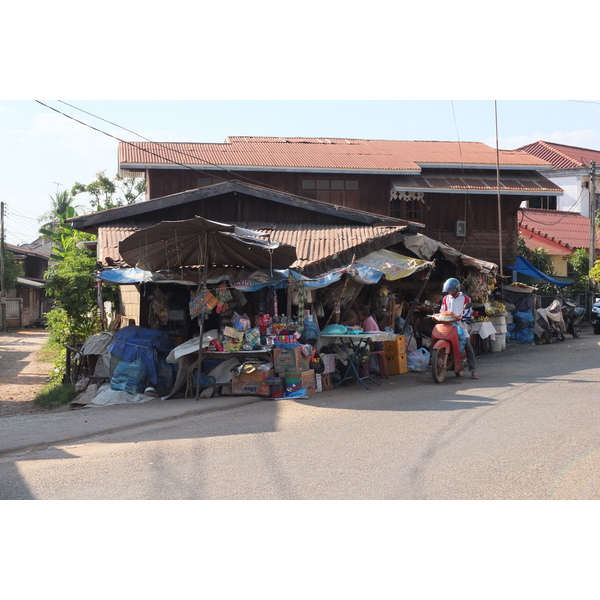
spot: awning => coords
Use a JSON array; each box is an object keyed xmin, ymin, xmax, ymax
[
  {"xmin": 402, "ymin": 233, "xmax": 498, "ymax": 275},
  {"xmin": 506, "ymin": 256, "xmax": 573, "ymax": 288},
  {"xmin": 16, "ymin": 277, "xmax": 45, "ymax": 289},
  {"xmin": 391, "ymin": 170, "xmax": 563, "ymax": 196}
]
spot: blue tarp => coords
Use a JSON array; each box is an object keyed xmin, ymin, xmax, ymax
[{"xmin": 506, "ymin": 256, "xmax": 572, "ymax": 289}]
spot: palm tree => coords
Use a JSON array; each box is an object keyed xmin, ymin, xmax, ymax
[{"xmin": 38, "ymin": 189, "xmax": 81, "ymax": 234}]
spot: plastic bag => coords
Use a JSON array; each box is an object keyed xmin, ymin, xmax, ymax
[
  {"xmin": 110, "ymin": 357, "xmax": 147, "ymax": 394},
  {"xmin": 407, "ymin": 348, "xmax": 431, "ymax": 372}
]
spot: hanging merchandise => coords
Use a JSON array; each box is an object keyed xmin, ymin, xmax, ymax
[
  {"xmin": 149, "ymin": 287, "xmax": 169, "ymax": 327},
  {"xmin": 189, "ymin": 289, "xmax": 218, "ymax": 319},
  {"xmin": 297, "ymin": 280, "xmax": 306, "ymax": 334},
  {"xmin": 216, "ymin": 282, "xmax": 233, "ymax": 314}
]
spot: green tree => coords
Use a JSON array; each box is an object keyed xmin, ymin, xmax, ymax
[
  {"xmin": 2, "ymin": 249, "xmax": 23, "ymax": 291},
  {"xmin": 567, "ymin": 248, "xmax": 590, "ymax": 293},
  {"xmin": 38, "ymin": 188, "xmax": 81, "ymax": 234},
  {"xmin": 72, "ymin": 170, "xmax": 145, "ymax": 211}
]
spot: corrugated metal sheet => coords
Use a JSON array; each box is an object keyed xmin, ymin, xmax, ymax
[
  {"xmin": 119, "ymin": 137, "xmax": 552, "ymax": 173},
  {"xmin": 517, "ymin": 141, "xmax": 600, "ymax": 170},
  {"xmin": 100, "ymin": 221, "xmax": 409, "ymax": 276},
  {"xmin": 391, "ymin": 170, "xmax": 562, "ymax": 194},
  {"xmin": 519, "ymin": 208, "xmax": 597, "ymax": 249}
]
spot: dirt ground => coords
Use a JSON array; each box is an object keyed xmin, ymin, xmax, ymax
[{"xmin": 0, "ymin": 329, "xmax": 54, "ymax": 418}]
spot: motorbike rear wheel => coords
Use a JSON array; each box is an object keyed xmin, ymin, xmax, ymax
[{"xmin": 431, "ymin": 347, "xmax": 448, "ymax": 383}]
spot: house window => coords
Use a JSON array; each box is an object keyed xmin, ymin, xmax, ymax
[
  {"xmin": 523, "ymin": 195, "xmax": 557, "ymax": 210},
  {"xmin": 301, "ymin": 179, "xmax": 359, "ymax": 205},
  {"xmin": 22, "ymin": 289, "xmax": 30, "ymax": 309},
  {"xmin": 390, "ymin": 190, "xmax": 425, "ymax": 222}
]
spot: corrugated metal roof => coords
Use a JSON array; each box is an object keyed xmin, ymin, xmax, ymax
[
  {"xmin": 119, "ymin": 137, "xmax": 552, "ymax": 173},
  {"xmin": 100, "ymin": 221, "xmax": 410, "ymax": 276},
  {"xmin": 518, "ymin": 208, "xmax": 597, "ymax": 250},
  {"xmin": 391, "ymin": 170, "xmax": 562, "ymax": 195},
  {"xmin": 237, "ymin": 222, "xmax": 409, "ymax": 275},
  {"xmin": 517, "ymin": 141, "xmax": 600, "ymax": 170}
]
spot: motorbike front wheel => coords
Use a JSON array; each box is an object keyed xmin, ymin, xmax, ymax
[
  {"xmin": 572, "ymin": 320, "xmax": 581, "ymax": 338},
  {"xmin": 431, "ymin": 347, "xmax": 448, "ymax": 383}
]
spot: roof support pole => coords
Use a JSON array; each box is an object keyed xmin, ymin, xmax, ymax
[{"xmin": 589, "ymin": 161, "xmax": 596, "ymax": 287}]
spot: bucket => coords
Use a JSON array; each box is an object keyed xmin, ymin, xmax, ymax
[
  {"xmin": 490, "ymin": 333, "xmax": 506, "ymax": 352},
  {"xmin": 271, "ymin": 384, "xmax": 284, "ymax": 398}
]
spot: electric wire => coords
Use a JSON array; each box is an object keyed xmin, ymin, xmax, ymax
[{"xmin": 51, "ymin": 100, "xmax": 281, "ymax": 189}]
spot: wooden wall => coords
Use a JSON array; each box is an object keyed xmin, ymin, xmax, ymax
[{"xmin": 145, "ymin": 168, "xmax": 524, "ymax": 267}]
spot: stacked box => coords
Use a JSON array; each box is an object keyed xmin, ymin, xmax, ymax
[
  {"xmin": 386, "ymin": 353, "xmax": 408, "ymax": 375},
  {"xmin": 321, "ymin": 373, "xmax": 334, "ymax": 390},
  {"xmin": 232, "ymin": 368, "xmax": 274, "ymax": 396},
  {"xmin": 273, "ymin": 347, "xmax": 311, "ymax": 374},
  {"xmin": 383, "ymin": 335, "xmax": 406, "ymax": 358},
  {"xmin": 284, "ymin": 369, "xmax": 315, "ymax": 395}
]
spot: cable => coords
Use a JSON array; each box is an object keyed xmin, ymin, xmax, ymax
[{"xmin": 51, "ymin": 100, "xmax": 280, "ymax": 188}]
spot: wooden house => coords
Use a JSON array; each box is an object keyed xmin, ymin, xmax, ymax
[
  {"xmin": 118, "ymin": 136, "xmax": 562, "ymax": 269},
  {"xmin": 3, "ymin": 244, "xmax": 49, "ymax": 328}
]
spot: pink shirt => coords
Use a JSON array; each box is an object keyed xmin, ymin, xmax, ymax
[{"xmin": 362, "ymin": 315, "xmax": 381, "ymax": 332}]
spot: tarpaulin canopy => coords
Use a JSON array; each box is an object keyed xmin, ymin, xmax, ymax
[
  {"xmin": 119, "ymin": 216, "xmax": 297, "ymax": 272},
  {"xmin": 99, "ymin": 250, "xmax": 433, "ymax": 291},
  {"xmin": 403, "ymin": 233, "xmax": 498, "ymax": 275},
  {"xmin": 506, "ymin": 256, "xmax": 573, "ymax": 288}
]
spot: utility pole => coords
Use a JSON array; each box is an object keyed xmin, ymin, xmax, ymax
[
  {"xmin": 1, "ymin": 201, "xmax": 6, "ymax": 332},
  {"xmin": 590, "ymin": 162, "xmax": 597, "ymax": 292}
]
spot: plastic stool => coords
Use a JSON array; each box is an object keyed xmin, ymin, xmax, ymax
[{"xmin": 368, "ymin": 350, "xmax": 389, "ymax": 379}]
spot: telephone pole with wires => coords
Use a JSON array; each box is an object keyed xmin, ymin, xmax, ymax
[
  {"xmin": 589, "ymin": 161, "xmax": 597, "ymax": 290},
  {"xmin": 1, "ymin": 201, "xmax": 6, "ymax": 332}
]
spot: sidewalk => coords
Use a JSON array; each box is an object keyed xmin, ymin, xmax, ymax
[{"xmin": 0, "ymin": 394, "xmax": 265, "ymax": 457}]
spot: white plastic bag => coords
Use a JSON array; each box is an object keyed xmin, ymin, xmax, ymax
[{"xmin": 407, "ymin": 348, "xmax": 431, "ymax": 372}]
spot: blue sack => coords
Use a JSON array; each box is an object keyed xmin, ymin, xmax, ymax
[{"xmin": 110, "ymin": 357, "xmax": 147, "ymax": 394}]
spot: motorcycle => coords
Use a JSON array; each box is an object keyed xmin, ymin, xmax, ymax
[
  {"xmin": 534, "ymin": 299, "xmax": 566, "ymax": 345},
  {"xmin": 430, "ymin": 311, "xmax": 468, "ymax": 383},
  {"xmin": 591, "ymin": 299, "xmax": 600, "ymax": 335},
  {"xmin": 560, "ymin": 298, "xmax": 585, "ymax": 338}
]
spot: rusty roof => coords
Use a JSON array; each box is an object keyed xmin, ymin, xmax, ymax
[
  {"xmin": 119, "ymin": 137, "xmax": 552, "ymax": 174},
  {"xmin": 99, "ymin": 220, "xmax": 411, "ymax": 276},
  {"xmin": 392, "ymin": 170, "xmax": 563, "ymax": 195},
  {"xmin": 518, "ymin": 208, "xmax": 596, "ymax": 250},
  {"xmin": 516, "ymin": 141, "xmax": 600, "ymax": 170}
]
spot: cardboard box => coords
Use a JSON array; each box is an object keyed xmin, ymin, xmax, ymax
[
  {"xmin": 284, "ymin": 369, "xmax": 315, "ymax": 395},
  {"xmin": 231, "ymin": 368, "xmax": 274, "ymax": 396},
  {"xmin": 386, "ymin": 353, "xmax": 408, "ymax": 375},
  {"xmin": 384, "ymin": 335, "xmax": 406, "ymax": 358},
  {"xmin": 273, "ymin": 347, "xmax": 311, "ymax": 373}
]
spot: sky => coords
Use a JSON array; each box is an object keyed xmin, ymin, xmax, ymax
[{"xmin": 3, "ymin": 99, "xmax": 600, "ymax": 246}]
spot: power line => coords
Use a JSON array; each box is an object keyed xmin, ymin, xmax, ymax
[{"xmin": 45, "ymin": 100, "xmax": 273, "ymax": 188}]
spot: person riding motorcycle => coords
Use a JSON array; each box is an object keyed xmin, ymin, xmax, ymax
[{"xmin": 440, "ymin": 277, "xmax": 479, "ymax": 379}]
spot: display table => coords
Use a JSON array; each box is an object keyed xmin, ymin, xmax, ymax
[
  {"xmin": 469, "ymin": 321, "xmax": 497, "ymax": 355},
  {"xmin": 319, "ymin": 332, "xmax": 396, "ymax": 389},
  {"xmin": 165, "ymin": 348, "xmax": 272, "ymax": 399}
]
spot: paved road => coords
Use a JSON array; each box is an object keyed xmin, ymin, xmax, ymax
[{"xmin": 2, "ymin": 329, "xmax": 600, "ymax": 499}]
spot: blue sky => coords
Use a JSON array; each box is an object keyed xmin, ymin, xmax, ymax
[{"xmin": 2, "ymin": 99, "xmax": 600, "ymax": 245}]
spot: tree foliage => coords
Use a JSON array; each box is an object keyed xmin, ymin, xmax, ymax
[
  {"xmin": 38, "ymin": 188, "xmax": 82, "ymax": 234},
  {"xmin": 516, "ymin": 234, "xmax": 561, "ymax": 295},
  {"xmin": 567, "ymin": 248, "xmax": 591, "ymax": 293},
  {"xmin": 2, "ymin": 249, "xmax": 23, "ymax": 292},
  {"xmin": 71, "ymin": 170, "xmax": 145, "ymax": 211}
]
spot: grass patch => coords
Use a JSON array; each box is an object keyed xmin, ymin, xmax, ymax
[
  {"xmin": 34, "ymin": 381, "xmax": 77, "ymax": 409},
  {"xmin": 33, "ymin": 337, "xmax": 75, "ymax": 409}
]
